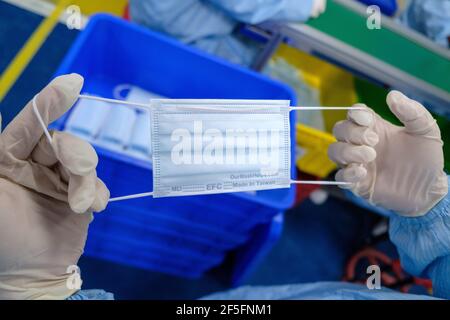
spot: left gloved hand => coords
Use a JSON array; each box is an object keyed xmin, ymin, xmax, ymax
[{"xmin": 0, "ymin": 74, "xmax": 109, "ymax": 300}]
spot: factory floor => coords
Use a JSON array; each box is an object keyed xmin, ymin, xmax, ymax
[{"xmin": 0, "ymin": 0, "xmax": 425, "ymax": 300}]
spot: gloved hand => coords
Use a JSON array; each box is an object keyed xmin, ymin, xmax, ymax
[
  {"xmin": 0, "ymin": 74, "xmax": 110, "ymax": 300},
  {"xmin": 311, "ymin": 0, "xmax": 327, "ymax": 18},
  {"xmin": 328, "ymin": 91, "xmax": 448, "ymax": 217}
]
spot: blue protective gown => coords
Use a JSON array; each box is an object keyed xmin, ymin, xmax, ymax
[
  {"xmin": 400, "ymin": 0, "xmax": 450, "ymax": 48},
  {"xmin": 129, "ymin": 0, "xmax": 315, "ymax": 66}
]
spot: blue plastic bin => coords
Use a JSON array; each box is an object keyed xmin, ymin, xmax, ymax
[
  {"xmin": 232, "ymin": 213, "xmax": 284, "ymax": 285},
  {"xmin": 52, "ymin": 14, "xmax": 296, "ymax": 281}
]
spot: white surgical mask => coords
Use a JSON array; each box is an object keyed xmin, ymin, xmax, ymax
[
  {"xmin": 33, "ymin": 94, "xmax": 361, "ymax": 202},
  {"xmin": 151, "ymin": 99, "xmax": 291, "ymax": 197}
]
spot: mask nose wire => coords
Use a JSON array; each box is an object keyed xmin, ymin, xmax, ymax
[{"xmin": 32, "ymin": 94, "xmax": 355, "ymax": 203}]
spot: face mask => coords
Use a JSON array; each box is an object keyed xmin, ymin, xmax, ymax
[
  {"xmin": 33, "ymin": 94, "xmax": 359, "ymax": 202},
  {"xmin": 150, "ymin": 99, "xmax": 291, "ymax": 197}
]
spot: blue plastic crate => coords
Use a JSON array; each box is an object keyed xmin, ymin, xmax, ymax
[
  {"xmin": 91, "ymin": 203, "xmax": 250, "ymax": 250},
  {"xmin": 85, "ymin": 232, "xmax": 215, "ymax": 278},
  {"xmin": 85, "ymin": 202, "xmax": 279, "ymax": 278},
  {"xmin": 85, "ymin": 213, "xmax": 284, "ymax": 279},
  {"xmin": 231, "ymin": 213, "xmax": 284, "ymax": 286},
  {"xmin": 53, "ymin": 14, "xmax": 296, "ymax": 280},
  {"xmin": 105, "ymin": 192, "xmax": 278, "ymax": 234}
]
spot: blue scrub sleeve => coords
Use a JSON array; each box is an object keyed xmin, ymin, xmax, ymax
[
  {"xmin": 66, "ymin": 289, "xmax": 114, "ymax": 300},
  {"xmin": 130, "ymin": 0, "xmax": 315, "ymax": 43},
  {"xmin": 206, "ymin": 0, "xmax": 315, "ymax": 24},
  {"xmin": 129, "ymin": 0, "xmax": 317, "ymax": 66},
  {"xmin": 400, "ymin": 0, "xmax": 450, "ymax": 48},
  {"xmin": 389, "ymin": 176, "xmax": 450, "ymax": 299},
  {"xmin": 129, "ymin": 0, "xmax": 236, "ymax": 43}
]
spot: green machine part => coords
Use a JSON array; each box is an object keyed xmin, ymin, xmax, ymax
[
  {"xmin": 305, "ymin": 0, "xmax": 450, "ymax": 173},
  {"xmin": 306, "ymin": 0, "xmax": 450, "ymax": 93}
]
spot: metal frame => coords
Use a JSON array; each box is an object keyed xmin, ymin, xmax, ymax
[
  {"xmin": 247, "ymin": 1, "xmax": 450, "ymax": 118},
  {"xmin": 335, "ymin": 0, "xmax": 450, "ymax": 60}
]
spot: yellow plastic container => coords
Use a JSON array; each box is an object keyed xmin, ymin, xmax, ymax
[
  {"xmin": 296, "ymin": 124, "xmax": 337, "ymax": 178},
  {"xmin": 274, "ymin": 44, "xmax": 357, "ymax": 132},
  {"xmin": 272, "ymin": 44, "xmax": 357, "ymax": 177}
]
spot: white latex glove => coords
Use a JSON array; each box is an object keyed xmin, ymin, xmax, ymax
[
  {"xmin": 328, "ymin": 91, "xmax": 448, "ymax": 217},
  {"xmin": 311, "ymin": 0, "xmax": 327, "ymax": 18},
  {"xmin": 0, "ymin": 74, "xmax": 110, "ymax": 300}
]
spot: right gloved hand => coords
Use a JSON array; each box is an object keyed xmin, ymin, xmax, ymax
[{"xmin": 328, "ymin": 91, "xmax": 448, "ymax": 217}]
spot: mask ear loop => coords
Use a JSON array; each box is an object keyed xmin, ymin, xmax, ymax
[
  {"xmin": 108, "ymin": 191, "xmax": 154, "ymax": 202},
  {"xmin": 291, "ymin": 180, "xmax": 352, "ymax": 186},
  {"xmin": 34, "ymin": 94, "xmax": 357, "ymax": 203},
  {"xmin": 32, "ymin": 94, "xmax": 148, "ymax": 203},
  {"xmin": 33, "ymin": 95, "xmax": 56, "ymax": 151},
  {"xmin": 78, "ymin": 94, "xmax": 150, "ymax": 110}
]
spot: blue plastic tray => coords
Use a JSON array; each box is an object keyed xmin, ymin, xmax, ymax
[{"xmin": 53, "ymin": 14, "xmax": 296, "ymax": 280}]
